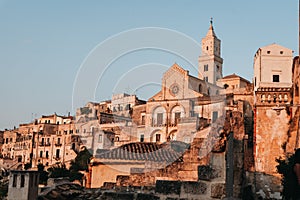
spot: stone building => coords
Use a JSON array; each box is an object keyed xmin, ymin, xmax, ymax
[
  {"xmin": 131, "ymin": 63, "xmax": 225, "ymax": 145},
  {"xmin": 293, "ymin": 56, "xmax": 300, "ymax": 106},
  {"xmin": 88, "ymin": 142, "xmax": 185, "ymax": 188},
  {"xmin": 7, "ymin": 170, "xmax": 39, "ymax": 200},
  {"xmin": 75, "ymin": 98, "xmax": 143, "ymax": 155},
  {"xmin": 252, "ymin": 43, "xmax": 294, "ymax": 198},
  {"xmin": 0, "ymin": 113, "xmax": 81, "ymax": 170},
  {"xmin": 217, "ymin": 73, "xmax": 251, "ymax": 93}
]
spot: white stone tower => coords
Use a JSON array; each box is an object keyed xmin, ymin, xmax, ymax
[{"xmin": 198, "ymin": 19, "xmax": 223, "ymax": 84}]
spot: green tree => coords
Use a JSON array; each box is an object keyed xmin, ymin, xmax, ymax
[
  {"xmin": 0, "ymin": 179, "xmax": 8, "ymax": 199},
  {"xmin": 24, "ymin": 163, "xmax": 31, "ymax": 170},
  {"xmin": 68, "ymin": 148, "xmax": 92, "ymax": 182},
  {"xmin": 276, "ymin": 154, "xmax": 297, "ymax": 199},
  {"xmin": 37, "ymin": 163, "xmax": 49, "ymax": 185},
  {"xmin": 47, "ymin": 163, "xmax": 69, "ymax": 178},
  {"xmin": 71, "ymin": 148, "xmax": 92, "ymax": 171}
]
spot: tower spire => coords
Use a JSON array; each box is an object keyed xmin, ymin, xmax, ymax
[
  {"xmin": 198, "ymin": 20, "xmax": 223, "ymax": 83},
  {"xmin": 206, "ymin": 17, "xmax": 216, "ymax": 37}
]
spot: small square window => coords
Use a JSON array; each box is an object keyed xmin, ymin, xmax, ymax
[
  {"xmin": 267, "ymin": 51, "xmax": 271, "ymax": 54},
  {"xmin": 273, "ymin": 75, "xmax": 280, "ymax": 82},
  {"xmin": 280, "ymin": 51, "xmax": 283, "ymax": 54}
]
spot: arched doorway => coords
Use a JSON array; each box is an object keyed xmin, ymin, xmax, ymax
[{"xmin": 167, "ymin": 130, "xmax": 177, "ymax": 141}]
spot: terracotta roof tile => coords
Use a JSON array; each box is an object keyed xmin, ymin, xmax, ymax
[{"xmin": 96, "ymin": 142, "xmax": 189, "ymax": 162}]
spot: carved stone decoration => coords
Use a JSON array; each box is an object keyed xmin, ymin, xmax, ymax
[{"xmin": 272, "ymin": 105, "xmax": 284, "ymax": 115}]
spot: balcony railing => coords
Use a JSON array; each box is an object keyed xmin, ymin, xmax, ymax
[
  {"xmin": 39, "ymin": 142, "xmax": 51, "ymax": 146},
  {"xmin": 55, "ymin": 143, "xmax": 62, "ymax": 147},
  {"xmin": 178, "ymin": 117, "xmax": 197, "ymax": 124},
  {"xmin": 151, "ymin": 123, "xmax": 167, "ymax": 127}
]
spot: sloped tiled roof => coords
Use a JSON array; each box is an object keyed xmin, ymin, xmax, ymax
[
  {"xmin": 95, "ymin": 142, "xmax": 189, "ymax": 162},
  {"xmin": 222, "ymin": 74, "xmax": 240, "ymax": 79},
  {"xmin": 221, "ymin": 73, "xmax": 250, "ymax": 83}
]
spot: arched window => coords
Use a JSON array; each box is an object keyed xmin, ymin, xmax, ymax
[{"xmin": 199, "ymin": 84, "xmax": 202, "ymax": 93}]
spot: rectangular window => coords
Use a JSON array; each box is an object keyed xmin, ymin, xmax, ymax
[
  {"xmin": 20, "ymin": 175, "xmax": 25, "ymax": 187},
  {"xmin": 204, "ymin": 77, "xmax": 208, "ymax": 82},
  {"xmin": 39, "ymin": 151, "xmax": 43, "ymax": 158},
  {"xmin": 57, "ymin": 138, "xmax": 61, "ymax": 145},
  {"xmin": 273, "ymin": 75, "xmax": 280, "ymax": 82},
  {"xmin": 56, "ymin": 149, "xmax": 60, "ymax": 159},
  {"xmin": 204, "ymin": 64, "xmax": 208, "ymax": 71},
  {"xmin": 212, "ymin": 111, "xmax": 218, "ymax": 122},
  {"xmin": 13, "ymin": 174, "xmax": 17, "ymax": 187},
  {"xmin": 141, "ymin": 115, "xmax": 145, "ymax": 125},
  {"xmin": 140, "ymin": 134, "xmax": 144, "ymax": 142},
  {"xmin": 46, "ymin": 151, "xmax": 49, "ymax": 159},
  {"xmin": 157, "ymin": 113, "xmax": 163, "ymax": 125},
  {"xmin": 98, "ymin": 134, "xmax": 102, "ymax": 143},
  {"xmin": 174, "ymin": 112, "xmax": 181, "ymax": 125},
  {"xmin": 156, "ymin": 134, "xmax": 161, "ymax": 142}
]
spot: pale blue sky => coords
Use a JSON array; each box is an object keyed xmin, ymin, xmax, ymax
[{"xmin": 0, "ymin": 0, "xmax": 298, "ymax": 129}]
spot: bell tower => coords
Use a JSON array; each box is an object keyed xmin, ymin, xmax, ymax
[{"xmin": 198, "ymin": 19, "xmax": 223, "ymax": 84}]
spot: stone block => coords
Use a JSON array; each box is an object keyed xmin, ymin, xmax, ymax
[
  {"xmin": 210, "ymin": 183, "xmax": 225, "ymax": 198},
  {"xmin": 182, "ymin": 181, "xmax": 207, "ymax": 195},
  {"xmin": 136, "ymin": 193, "xmax": 160, "ymax": 200},
  {"xmin": 102, "ymin": 182, "xmax": 116, "ymax": 190},
  {"xmin": 198, "ymin": 165, "xmax": 218, "ymax": 180},
  {"xmin": 116, "ymin": 175, "xmax": 130, "ymax": 186},
  {"xmin": 155, "ymin": 180, "xmax": 181, "ymax": 195},
  {"xmin": 101, "ymin": 192, "xmax": 134, "ymax": 200}
]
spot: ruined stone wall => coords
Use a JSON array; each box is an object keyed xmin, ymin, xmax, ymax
[
  {"xmin": 252, "ymin": 105, "xmax": 290, "ymax": 199},
  {"xmin": 255, "ymin": 106, "xmax": 290, "ymax": 174}
]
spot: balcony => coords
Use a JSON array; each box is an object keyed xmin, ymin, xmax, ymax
[
  {"xmin": 55, "ymin": 143, "xmax": 62, "ymax": 147},
  {"xmin": 39, "ymin": 142, "xmax": 51, "ymax": 146},
  {"xmin": 178, "ymin": 117, "xmax": 197, "ymax": 124},
  {"xmin": 151, "ymin": 123, "xmax": 167, "ymax": 127}
]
